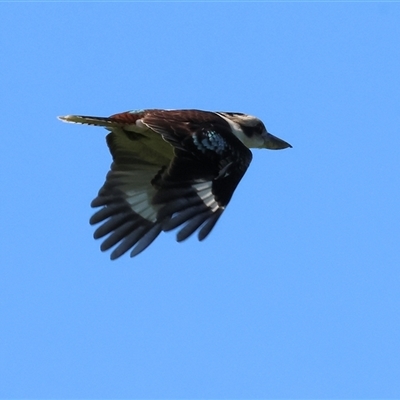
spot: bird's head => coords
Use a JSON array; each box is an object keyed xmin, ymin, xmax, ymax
[{"xmin": 217, "ymin": 112, "xmax": 292, "ymax": 150}]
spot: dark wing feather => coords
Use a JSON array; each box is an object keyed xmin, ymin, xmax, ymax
[{"xmin": 90, "ymin": 109, "xmax": 252, "ymax": 258}]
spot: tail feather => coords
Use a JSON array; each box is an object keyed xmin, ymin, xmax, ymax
[{"xmin": 58, "ymin": 115, "xmax": 116, "ymax": 127}]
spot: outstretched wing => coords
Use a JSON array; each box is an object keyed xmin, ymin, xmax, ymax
[{"xmin": 60, "ymin": 110, "xmax": 252, "ymax": 258}]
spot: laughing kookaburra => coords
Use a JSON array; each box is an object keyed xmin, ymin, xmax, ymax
[{"xmin": 59, "ymin": 109, "xmax": 291, "ymax": 259}]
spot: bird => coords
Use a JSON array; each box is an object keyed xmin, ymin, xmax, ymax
[{"xmin": 58, "ymin": 109, "xmax": 291, "ymax": 259}]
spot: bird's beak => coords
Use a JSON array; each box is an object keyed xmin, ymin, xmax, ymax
[{"xmin": 264, "ymin": 132, "xmax": 292, "ymax": 150}]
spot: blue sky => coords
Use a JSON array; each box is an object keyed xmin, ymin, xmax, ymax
[{"xmin": 1, "ymin": 2, "xmax": 399, "ymax": 398}]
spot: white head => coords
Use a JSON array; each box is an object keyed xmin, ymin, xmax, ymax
[{"xmin": 216, "ymin": 112, "xmax": 292, "ymax": 150}]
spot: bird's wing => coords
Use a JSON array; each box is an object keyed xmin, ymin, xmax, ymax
[{"xmin": 63, "ymin": 110, "xmax": 252, "ymax": 258}]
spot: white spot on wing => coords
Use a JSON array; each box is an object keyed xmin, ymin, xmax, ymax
[
  {"xmin": 113, "ymin": 168, "xmax": 160, "ymax": 222},
  {"xmin": 192, "ymin": 181, "xmax": 221, "ymax": 212}
]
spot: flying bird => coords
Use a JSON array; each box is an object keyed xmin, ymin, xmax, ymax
[{"xmin": 59, "ymin": 109, "xmax": 291, "ymax": 259}]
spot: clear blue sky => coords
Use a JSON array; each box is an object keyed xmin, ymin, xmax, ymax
[{"xmin": 1, "ymin": 2, "xmax": 399, "ymax": 398}]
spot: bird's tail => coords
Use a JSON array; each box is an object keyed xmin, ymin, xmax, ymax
[{"xmin": 58, "ymin": 115, "xmax": 116, "ymax": 128}]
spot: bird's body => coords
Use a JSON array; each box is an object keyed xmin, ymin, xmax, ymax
[{"xmin": 59, "ymin": 109, "xmax": 291, "ymax": 259}]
